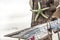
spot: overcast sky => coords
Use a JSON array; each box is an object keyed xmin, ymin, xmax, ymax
[{"xmin": 0, "ymin": 0, "xmax": 32, "ymax": 31}]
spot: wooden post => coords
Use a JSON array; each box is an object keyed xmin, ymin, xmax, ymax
[
  {"xmin": 46, "ymin": 21, "xmax": 52, "ymax": 40},
  {"xmin": 18, "ymin": 38, "xmax": 20, "ymax": 40},
  {"xmin": 58, "ymin": 32, "xmax": 60, "ymax": 40},
  {"xmin": 31, "ymin": 0, "xmax": 38, "ymax": 27}
]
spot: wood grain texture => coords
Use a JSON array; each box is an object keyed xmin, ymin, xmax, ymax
[
  {"xmin": 31, "ymin": 0, "xmax": 59, "ymax": 27},
  {"xmin": 30, "ymin": 0, "xmax": 59, "ymax": 40},
  {"xmin": 52, "ymin": 7, "xmax": 60, "ymax": 18}
]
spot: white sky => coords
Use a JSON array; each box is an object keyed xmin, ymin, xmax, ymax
[{"xmin": 0, "ymin": 0, "xmax": 32, "ymax": 31}]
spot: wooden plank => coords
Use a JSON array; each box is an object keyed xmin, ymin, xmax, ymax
[
  {"xmin": 5, "ymin": 26, "xmax": 40, "ymax": 38},
  {"xmin": 11, "ymin": 28, "xmax": 39, "ymax": 38},
  {"xmin": 21, "ymin": 28, "xmax": 40, "ymax": 39},
  {"xmin": 5, "ymin": 28, "xmax": 31, "ymax": 37}
]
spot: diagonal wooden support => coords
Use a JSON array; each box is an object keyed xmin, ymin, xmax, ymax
[{"xmin": 47, "ymin": 21, "xmax": 52, "ymax": 40}]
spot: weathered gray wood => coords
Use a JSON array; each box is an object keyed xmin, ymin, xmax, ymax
[
  {"xmin": 58, "ymin": 32, "xmax": 60, "ymax": 40},
  {"xmin": 11, "ymin": 28, "xmax": 39, "ymax": 38},
  {"xmin": 5, "ymin": 28, "xmax": 31, "ymax": 37},
  {"xmin": 5, "ymin": 26, "xmax": 40, "ymax": 38}
]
